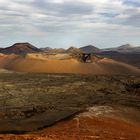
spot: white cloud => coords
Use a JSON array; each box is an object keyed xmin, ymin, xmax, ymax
[{"xmin": 0, "ymin": 0, "xmax": 140, "ymax": 48}]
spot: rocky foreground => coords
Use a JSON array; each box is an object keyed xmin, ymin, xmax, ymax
[{"xmin": 0, "ymin": 73, "xmax": 139, "ymax": 139}]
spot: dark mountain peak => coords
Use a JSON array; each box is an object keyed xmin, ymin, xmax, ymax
[
  {"xmin": 80, "ymin": 45, "xmax": 100, "ymax": 53},
  {"xmin": 13, "ymin": 42, "xmax": 31, "ymax": 46},
  {"xmin": 12, "ymin": 42, "xmax": 39, "ymax": 49},
  {"xmin": 0, "ymin": 42, "xmax": 41, "ymax": 54}
]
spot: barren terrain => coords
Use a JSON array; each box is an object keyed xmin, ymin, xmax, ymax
[{"xmin": 0, "ymin": 73, "xmax": 139, "ymax": 139}]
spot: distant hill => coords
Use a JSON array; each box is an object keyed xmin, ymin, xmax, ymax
[
  {"xmin": 95, "ymin": 51, "xmax": 140, "ymax": 68},
  {"xmin": 41, "ymin": 47, "xmax": 66, "ymax": 54},
  {"xmin": 78, "ymin": 44, "xmax": 140, "ymax": 68},
  {"xmin": 41, "ymin": 46, "xmax": 82, "ymax": 54},
  {"xmin": 40, "ymin": 47, "xmax": 52, "ymax": 52},
  {"xmin": 66, "ymin": 46, "xmax": 82, "ymax": 54},
  {"xmin": 94, "ymin": 44, "xmax": 140, "ymax": 68},
  {"xmin": 80, "ymin": 44, "xmax": 140, "ymax": 53},
  {"xmin": 103, "ymin": 44, "xmax": 140, "ymax": 53},
  {"xmin": 1, "ymin": 42, "xmax": 139, "ymax": 68},
  {"xmin": 80, "ymin": 45, "xmax": 100, "ymax": 53},
  {"xmin": 0, "ymin": 43, "xmax": 41, "ymax": 54}
]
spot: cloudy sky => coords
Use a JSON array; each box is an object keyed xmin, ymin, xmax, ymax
[{"xmin": 0, "ymin": 0, "xmax": 140, "ymax": 48}]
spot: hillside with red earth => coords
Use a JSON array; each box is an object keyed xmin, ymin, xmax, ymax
[
  {"xmin": 0, "ymin": 106, "xmax": 140, "ymax": 140},
  {"xmin": 0, "ymin": 53, "xmax": 139, "ymax": 74}
]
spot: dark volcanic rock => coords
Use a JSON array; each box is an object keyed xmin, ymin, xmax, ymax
[{"xmin": 126, "ymin": 83, "xmax": 140, "ymax": 94}]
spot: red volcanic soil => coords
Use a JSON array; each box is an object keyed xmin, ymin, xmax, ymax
[
  {"xmin": 0, "ymin": 115, "xmax": 140, "ymax": 140},
  {"xmin": 39, "ymin": 117, "xmax": 140, "ymax": 140}
]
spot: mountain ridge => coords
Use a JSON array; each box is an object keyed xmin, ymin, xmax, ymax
[
  {"xmin": 0, "ymin": 42, "xmax": 41, "ymax": 54},
  {"xmin": 1, "ymin": 43, "xmax": 140, "ymax": 54},
  {"xmin": 103, "ymin": 44, "xmax": 140, "ymax": 53},
  {"xmin": 79, "ymin": 45, "xmax": 101, "ymax": 53}
]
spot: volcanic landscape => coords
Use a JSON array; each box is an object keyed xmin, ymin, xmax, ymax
[{"xmin": 0, "ymin": 43, "xmax": 139, "ymax": 140}]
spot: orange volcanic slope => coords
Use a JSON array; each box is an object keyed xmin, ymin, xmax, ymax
[{"xmin": 0, "ymin": 54, "xmax": 139, "ymax": 74}]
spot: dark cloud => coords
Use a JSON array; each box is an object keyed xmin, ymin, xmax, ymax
[{"xmin": 99, "ymin": 12, "xmax": 119, "ymax": 18}]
